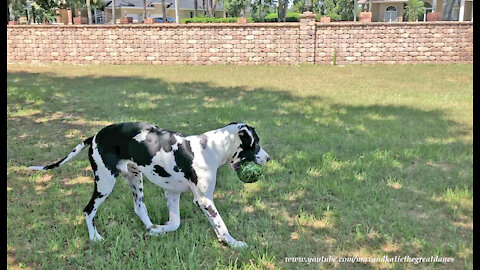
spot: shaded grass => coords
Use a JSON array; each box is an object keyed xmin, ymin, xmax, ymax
[{"xmin": 7, "ymin": 63, "xmax": 472, "ymax": 269}]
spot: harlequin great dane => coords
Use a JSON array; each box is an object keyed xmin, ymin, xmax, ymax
[{"xmin": 28, "ymin": 122, "xmax": 270, "ymax": 249}]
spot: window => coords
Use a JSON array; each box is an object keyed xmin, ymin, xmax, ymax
[
  {"xmin": 385, "ymin": 6, "xmax": 397, "ymax": 22},
  {"xmin": 422, "ymin": 2, "xmax": 433, "ymax": 21}
]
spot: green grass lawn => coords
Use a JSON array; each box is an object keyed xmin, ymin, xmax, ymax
[{"xmin": 7, "ymin": 63, "xmax": 472, "ymax": 269}]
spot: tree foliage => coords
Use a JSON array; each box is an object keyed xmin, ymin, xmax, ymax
[
  {"xmin": 223, "ymin": 0, "xmax": 249, "ymax": 17},
  {"xmin": 250, "ymin": 0, "xmax": 274, "ymax": 21},
  {"xmin": 404, "ymin": 0, "xmax": 424, "ymax": 21},
  {"xmin": 8, "ymin": 0, "xmax": 27, "ymax": 20},
  {"xmin": 313, "ymin": 0, "xmax": 356, "ymax": 21}
]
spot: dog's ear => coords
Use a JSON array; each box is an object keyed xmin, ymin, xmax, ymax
[{"xmin": 238, "ymin": 125, "xmax": 254, "ymax": 147}]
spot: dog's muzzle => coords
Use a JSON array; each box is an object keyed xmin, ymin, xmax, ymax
[
  {"xmin": 230, "ymin": 162, "xmax": 241, "ymax": 171},
  {"xmin": 229, "ymin": 148, "xmax": 270, "ymax": 171}
]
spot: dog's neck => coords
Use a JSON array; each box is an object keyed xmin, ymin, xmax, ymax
[{"xmin": 201, "ymin": 124, "xmax": 242, "ymax": 167}]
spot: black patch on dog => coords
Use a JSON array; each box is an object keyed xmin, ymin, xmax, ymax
[
  {"xmin": 84, "ymin": 136, "xmax": 94, "ymax": 146},
  {"xmin": 237, "ymin": 126, "xmax": 261, "ymax": 162},
  {"xmin": 200, "ymin": 134, "xmax": 208, "ymax": 149},
  {"xmin": 205, "ymin": 205, "xmax": 218, "ymax": 218},
  {"xmin": 130, "ymin": 129, "xmax": 178, "ymax": 166},
  {"xmin": 94, "ymin": 122, "xmax": 179, "ymax": 174},
  {"xmin": 173, "ymin": 140, "xmax": 198, "ymax": 184},
  {"xmin": 43, "ymin": 156, "xmax": 67, "ymax": 170},
  {"xmin": 153, "ymin": 165, "xmax": 171, "ymax": 177},
  {"xmin": 84, "ymin": 176, "xmax": 104, "ymax": 215},
  {"xmin": 88, "ymin": 146, "xmax": 98, "ymax": 175}
]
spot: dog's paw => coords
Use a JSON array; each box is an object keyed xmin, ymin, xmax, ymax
[
  {"xmin": 231, "ymin": 240, "xmax": 248, "ymax": 249},
  {"xmin": 147, "ymin": 225, "xmax": 167, "ymax": 236},
  {"xmin": 90, "ymin": 234, "xmax": 104, "ymax": 242}
]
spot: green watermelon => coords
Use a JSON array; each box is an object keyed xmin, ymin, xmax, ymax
[{"xmin": 236, "ymin": 161, "xmax": 264, "ymax": 183}]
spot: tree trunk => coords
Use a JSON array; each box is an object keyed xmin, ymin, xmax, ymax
[
  {"xmin": 202, "ymin": 0, "xmax": 206, "ymax": 16},
  {"xmin": 143, "ymin": 0, "xmax": 147, "ymax": 20},
  {"xmin": 9, "ymin": 2, "xmax": 14, "ymax": 21},
  {"xmin": 211, "ymin": 0, "xmax": 217, "ymax": 17},
  {"xmin": 112, "ymin": 0, "xmax": 116, "ymax": 24},
  {"xmin": 278, "ymin": 0, "xmax": 286, "ymax": 22},
  {"xmin": 259, "ymin": 0, "xmax": 263, "ymax": 21},
  {"xmin": 443, "ymin": 0, "xmax": 455, "ymax": 20},
  {"xmin": 31, "ymin": 6, "xmax": 35, "ymax": 23},
  {"xmin": 277, "ymin": 0, "xmax": 282, "ymax": 22},
  {"xmin": 194, "ymin": 0, "xmax": 198, "ymax": 17},
  {"xmin": 86, "ymin": 0, "xmax": 92, "ymax": 24},
  {"xmin": 206, "ymin": 0, "xmax": 211, "ymax": 17},
  {"xmin": 162, "ymin": 0, "xmax": 167, "ymax": 21}
]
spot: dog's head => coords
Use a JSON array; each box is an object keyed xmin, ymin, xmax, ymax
[{"xmin": 229, "ymin": 124, "xmax": 270, "ymax": 171}]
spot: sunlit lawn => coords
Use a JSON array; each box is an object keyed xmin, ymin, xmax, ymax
[{"xmin": 7, "ymin": 63, "xmax": 472, "ymax": 269}]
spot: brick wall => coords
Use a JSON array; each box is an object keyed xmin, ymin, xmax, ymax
[
  {"xmin": 6, "ymin": 17, "xmax": 473, "ymax": 65},
  {"xmin": 315, "ymin": 22, "xmax": 473, "ymax": 65}
]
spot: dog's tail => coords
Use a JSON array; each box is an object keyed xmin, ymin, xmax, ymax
[{"xmin": 28, "ymin": 136, "xmax": 94, "ymax": 171}]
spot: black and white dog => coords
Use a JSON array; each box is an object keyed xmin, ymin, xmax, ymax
[{"xmin": 29, "ymin": 122, "xmax": 270, "ymax": 248}]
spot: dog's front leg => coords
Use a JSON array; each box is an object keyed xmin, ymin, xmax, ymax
[{"xmin": 194, "ymin": 196, "xmax": 247, "ymax": 249}]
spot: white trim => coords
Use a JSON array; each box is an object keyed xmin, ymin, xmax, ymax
[{"xmin": 459, "ymin": 0, "xmax": 465, "ymax": 21}]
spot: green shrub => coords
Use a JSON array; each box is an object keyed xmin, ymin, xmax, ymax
[
  {"xmin": 405, "ymin": 0, "xmax": 425, "ymax": 21},
  {"xmin": 263, "ymin": 12, "xmax": 301, "ymax": 22},
  {"xmin": 181, "ymin": 13, "xmax": 301, "ymax": 24},
  {"xmin": 181, "ymin": 17, "xmax": 254, "ymax": 23}
]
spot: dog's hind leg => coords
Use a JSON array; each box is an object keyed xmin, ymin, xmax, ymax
[
  {"xmin": 84, "ymin": 147, "xmax": 116, "ymax": 241},
  {"xmin": 121, "ymin": 164, "xmax": 154, "ymax": 230},
  {"xmin": 148, "ymin": 191, "xmax": 181, "ymax": 235}
]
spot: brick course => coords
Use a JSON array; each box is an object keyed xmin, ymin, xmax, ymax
[{"xmin": 6, "ymin": 20, "xmax": 472, "ymax": 65}]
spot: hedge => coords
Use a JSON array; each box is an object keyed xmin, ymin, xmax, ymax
[
  {"xmin": 263, "ymin": 12, "xmax": 301, "ymax": 22},
  {"xmin": 181, "ymin": 17, "xmax": 255, "ymax": 23}
]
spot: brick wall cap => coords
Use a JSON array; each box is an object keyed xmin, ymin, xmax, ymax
[
  {"xmin": 315, "ymin": 21, "xmax": 473, "ymax": 27},
  {"xmin": 7, "ymin": 22, "xmax": 303, "ymax": 28},
  {"xmin": 7, "ymin": 21, "xmax": 472, "ymax": 29},
  {"xmin": 300, "ymin": 12, "xmax": 317, "ymax": 19}
]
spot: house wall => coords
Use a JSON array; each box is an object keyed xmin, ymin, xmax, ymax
[
  {"xmin": 429, "ymin": 0, "xmax": 473, "ymax": 21},
  {"xmin": 371, "ymin": 4, "xmax": 381, "ymax": 21},
  {"xmin": 7, "ymin": 21, "xmax": 473, "ymax": 65},
  {"xmin": 463, "ymin": 2, "xmax": 473, "ymax": 21},
  {"xmin": 369, "ymin": 0, "xmax": 473, "ymax": 22}
]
